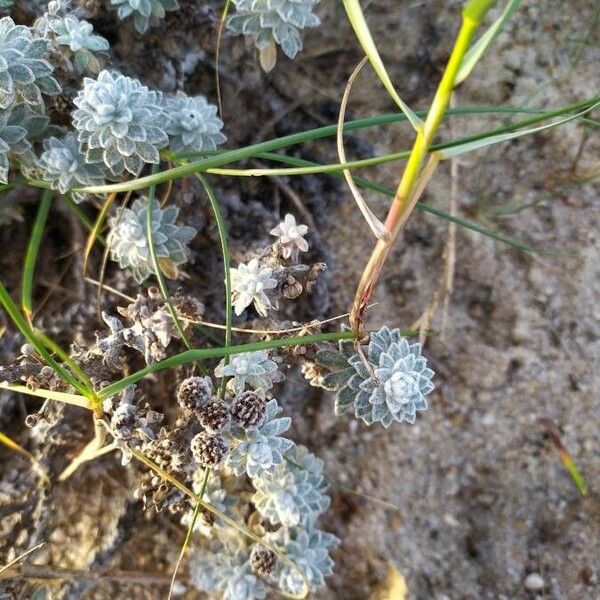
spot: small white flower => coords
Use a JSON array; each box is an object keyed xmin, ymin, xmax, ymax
[
  {"xmin": 231, "ymin": 258, "xmax": 277, "ymax": 316},
  {"xmin": 270, "ymin": 214, "xmax": 309, "ymax": 261}
]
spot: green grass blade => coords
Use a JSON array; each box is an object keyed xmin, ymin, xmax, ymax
[
  {"xmin": 252, "ymin": 153, "xmax": 548, "ymax": 255},
  {"xmin": 63, "ymin": 97, "xmax": 599, "ymax": 195},
  {"xmin": 0, "ymin": 280, "xmax": 92, "ymax": 398},
  {"xmin": 457, "ymin": 0, "xmax": 523, "ymax": 85},
  {"xmin": 341, "ymin": 0, "xmax": 422, "ymax": 131},
  {"xmin": 99, "ymin": 331, "xmax": 356, "ymax": 400},
  {"xmin": 439, "ymin": 100, "xmax": 600, "ymax": 159},
  {"xmin": 145, "ymin": 168, "xmax": 194, "ymax": 353},
  {"xmin": 61, "ymin": 195, "xmax": 106, "ymax": 245},
  {"xmin": 21, "ymin": 190, "xmax": 53, "ymax": 319},
  {"xmin": 195, "ymin": 174, "xmax": 232, "ymax": 400}
]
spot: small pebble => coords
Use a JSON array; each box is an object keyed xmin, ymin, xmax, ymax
[{"xmin": 524, "ymin": 573, "xmax": 545, "ymax": 591}]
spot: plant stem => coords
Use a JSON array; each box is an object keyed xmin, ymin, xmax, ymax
[{"xmin": 349, "ymin": 8, "xmax": 485, "ymax": 334}]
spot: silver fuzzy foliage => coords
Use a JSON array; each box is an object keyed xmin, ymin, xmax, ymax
[
  {"xmin": 270, "ymin": 213, "xmax": 308, "ymax": 261},
  {"xmin": 230, "ymin": 258, "xmax": 277, "ymax": 317},
  {"xmin": 276, "ymin": 527, "xmax": 339, "ymax": 595},
  {"xmin": 110, "ymin": 0, "xmax": 179, "ymax": 34},
  {"xmin": 38, "ymin": 132, "xmax": 105, "ymax": 201},
  {"xmin": 0, "ymin": 16, "xmax": 60, "ymax": 110},
  {"xmin": 214, "ymin": 350, "xmax": 283, "ymax": 395},
  {"xmin": 0, "ymin": 103, "xmax": 47, "ymax": 183},
  {"xmin": 72, "ymin": 69, "xmax": 169, "ymax": 176},
  {"xmin": 191, "ymin": 542, "xmax": 267, "ymax": 600},
  {"xmin": 107, "ymin": 196, "xmax": 196, "ymax": 283},
  {"xmin": 252, "ymin": 444, "xmax": 329, "ymax": 528},
  {"xmin": 45, "ymin": 14, "xmax": 109, "ymax": 73},
  {"xmin": 164, "ymin": 91, "xmax": 226, "ymax": 153},
  {"xmin": 317, "ymin": 326, "xmax": 435, "ymax": 427},
  {"xmin": 226, "ymin": 398, "xmax": 294, "ymax": 479},
  {"xmin": 228, "ymin": 0, "xmax": 321, "ymax": 59}
]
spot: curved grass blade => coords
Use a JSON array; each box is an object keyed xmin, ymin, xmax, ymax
[
  {"xmin": 99, "ymin": 331, "xmax": 356, "ymax": 400},
  {"xmin": 337, "ymin": 56, "xmax": 388, "ymax": 238},
  {"xmin": 341, "ymin": 0, "xmax": 422, "ymax": 131},
  {"xmin": 438, "ymin": 100, "xmax": 600, "ymax": 159},
  {"xmin": 456, "ymin": 0, "xmax": 523, "ymax": 85},
  {"xmin": 0, "ymin": 281, "xmax": 92, "ymax": 399},
  {"xmin": 83, "ymin": 192, "xmax": 116, "ymax": 274},
  {"xmin": 62, "ymin": 97, "xmax": 599, "ymax": 195},
  {"xmin": 145, "ymin": 168, "xmax": 194, "ymax": 354},
  {"xmin": 21, "ymin": 190, "xmax": 53, "ymax": 320},
  {"xmin": 195, "ymin": 174, "xmax": 232, "ymax": 399},
  {"xmin": 251, "ymin": 152, "xmax": 548, "ymax": 255}
]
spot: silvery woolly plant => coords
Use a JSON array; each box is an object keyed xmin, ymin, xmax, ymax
[
  {"xmin": 110, "ymin": 0, "xmax": 180, "ymax": 34},
  {"xmin": 72, "ymin": 69, "xmax": 169, "ymax": 176},
  {"xmin": 44, "ymin": 14, "xmax": 109, "ymax": 73},
  {"xmin": 164, "ymin": 91, "xmax": 226, "ymax": 154},
  {"xmin": 316, "ymin": 326, "xmax": 435, "ymax": 427},
  {"xmin": 38, "ymin": 131, "xmax": 105, "ymax": 201},
  {"xmin": 0, "ymin": 103, "xmax": 47, "ymax": 183},
  {"xmin": 214, "ymin": 350, "xmax": 282, "ymax": 395},
  {"xmin": 107, "ymin": 196, "xmax": 197, "ymax": 283},
  {"xmin": 228, "ymin": 0, "xmax": 321, "ymax": 70},
  {"xmin": 0, "ymin": 16, "xmax": 61, "ymax": 109}
]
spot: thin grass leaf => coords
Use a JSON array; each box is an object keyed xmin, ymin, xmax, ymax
[
  {"xmin": 195, "ymin": 174, "xmax": 232, "ymax": 399},
  {"xmin": 251, "ymin": 152, "xmax": 549, "ymax": 255},
  {"xmin": 145, "ymin": 167, "xmax": 194, "ymax": 356},
  {"xmin": 337, "ymin": 56, "xmax": 388, "ymax": 238},
  {"xmin": 438, "ymin": 100, "xmax": 600, "ymax": 159},
  {"xmin": 0, "ymin": 281, "xmax": 93, "ymax": 398},
  {"xmin": 341, "ymin": 0, "xmax": 422, "ymax": 131},
  {"xmin": 167, "ymin": 467, "xmax": 210, "ymax": 600},
  {"xmin": 0, "ymin": 382, "xmax": 91, "ymax": 409},
  {"xmin": 84, "ymin": 192, "xmax": 116, "ymax": 274},
  {"xmin": 215, "ymin": 0, "xmax": 232, "ymax": 118},
  {"xmin": 21, "ymin": 190, "xmax": 53, "ymax": 320},
  {"xmin": 99, "ymin": 330, "xmax": 356, "ymax": 400},
  {"xmin": 456, "ymin": 0, "xmax": 523, "ymax": 85},
  {"xmin": 62, "ymin": 97, "xmax": 599, "ymax": 195},
  {"xmin": 35, "ymin": 330, "xmax": 97, "ymax": 395}
]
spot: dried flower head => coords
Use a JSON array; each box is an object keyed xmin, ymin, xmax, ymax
[
  {"xmin": 230, "ymin": 390, "xmax": 267, "ymax": 429},
  {"xmin": 231, "ymin": 258, "xmax": 277, "ymax": 317},
  {"xmin": 270, "ymin": 213, "xmax": 309, "ymax": 261},
  {"xmin": 107, "ymin": 196, "xmax": 196, "ymax": 283},
  {"xmin": 72, "ymin": 70, "xmax": 169, "ymax": 176},
  {"xmin": 177, "ymin": 375, "xmax": 212, "ymax": 411},
  {"xmin": 250, "ymin": 545, "xmax": 277, "ymax": 578},
  {"xmin": 191, "ymin": 432, "xmax": 229, "ymax": 469},
  {"xmin": 197, "ymin": 401, "xmax": 231, "ymax": 433},
  {"xmin": 164, "ymin": 91, "xmax": 226, "ymax": 153}
]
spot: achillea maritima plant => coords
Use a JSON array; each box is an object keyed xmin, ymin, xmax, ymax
[
  {"xmin": 72, "ymin": 70, "xmax": 169, "ymax": 176},
  {"xmin": 107, "ymin": 196, "xmax": 197, "ymax": 283}
]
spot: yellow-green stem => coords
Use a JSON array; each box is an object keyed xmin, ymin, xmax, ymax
[{"xmin": 350, "ymin": 11, "xmax": 481, "ymax": 333}]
